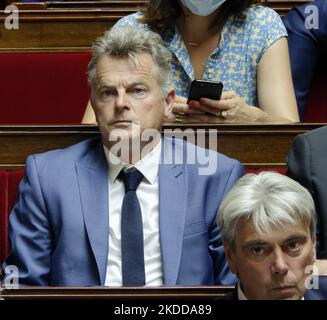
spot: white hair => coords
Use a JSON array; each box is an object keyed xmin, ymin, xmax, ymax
[
  {"xmin": 88, "ymin": 25, "xmax": 173, "ymax": 96},
  {"xmin": 217, "ymin": 171, "xmax": 316, "ymax": 249}
]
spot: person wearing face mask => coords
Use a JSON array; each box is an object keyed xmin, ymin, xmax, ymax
[{"xmin": 82, "ymin": 0, "xmax": 299, "ymax": 124}]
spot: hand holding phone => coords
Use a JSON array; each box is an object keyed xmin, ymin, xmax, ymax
[{"xmin": 187, "ymin": 80, "xmax": 223, "ymax": 104}]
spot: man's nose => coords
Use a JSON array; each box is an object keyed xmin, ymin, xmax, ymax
[
  {"xmin": 270, "ymin": 249, "xmax": 289, "ymax": 275},
  {"xmin": 115, "ymin": 92, "xmax": 130, "ymax": 110}
]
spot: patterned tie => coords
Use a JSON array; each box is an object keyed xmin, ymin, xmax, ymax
[{"xmin": 118, "ymin": 168, "xmax": 145, "ymax": 285}]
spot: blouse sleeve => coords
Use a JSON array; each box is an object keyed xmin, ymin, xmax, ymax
[
  {"xmin": 113, "ymin": 12, "xmax": 145, "ymax": 29},
  {"xmin": 247, "ymin": 7, "xmax": 288, "ymax": 63}
]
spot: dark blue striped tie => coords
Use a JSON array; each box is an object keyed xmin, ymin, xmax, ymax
[{"xmin": 118, "ymin": 169, "xmax": 145, "ymax": 285}]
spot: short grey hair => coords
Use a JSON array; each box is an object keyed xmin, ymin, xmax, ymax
[
  {"xmin": 217, "ymin": 171, "xmax": 316, "ymax": 250},
  {"xmin": 88, "ymin": 25, "xmax": 173, "ymax": 96}
]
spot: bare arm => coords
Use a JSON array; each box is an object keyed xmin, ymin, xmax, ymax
[{"xmin": 257, "ymin": 36, "xmax": 299, "ymax": 122}]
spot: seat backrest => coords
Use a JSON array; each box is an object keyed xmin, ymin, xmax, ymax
[
  {"xmin": 304, "ymin": 58, "xmax": 327, "ymax": 122},
  {"xmin": 0, "ymin": 170, "xmax": 24, "ymax": 264},
  {"xmin": 245, "ymin": 167, "xmax": 287, "ymax": 175},
  {"xmin": 0, "ymin": 52, "xmax": 91, "ymax": 124}
]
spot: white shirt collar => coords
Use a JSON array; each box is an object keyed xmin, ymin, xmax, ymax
[
  {"xmin": 103, "ymin": 140, "xmax": 161, "ymax": 185},
  {"xmin": 237, "ymin": 282, "xmax": 248, "ymax": 300}
]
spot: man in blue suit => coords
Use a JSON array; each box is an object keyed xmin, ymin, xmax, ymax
[
  {"xmin": 284, "ymin": 0, "xmax": 327, "ymax": 120},
  {"xmin": 2, "ymin": 26, "xmax": 243, "ymax": 286}
]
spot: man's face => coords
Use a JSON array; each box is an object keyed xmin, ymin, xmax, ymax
[
  {"xmin": 224, "ymin": 218, "xmax": 315, "ymax": 300},
  {"xmin": 91, "ymin": 53, "xmax": 174, "ymax": 152}
]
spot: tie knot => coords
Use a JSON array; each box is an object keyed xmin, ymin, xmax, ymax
[{"xmin": 118, "ymin": 169, "xmax": 143, "ymax": 192}]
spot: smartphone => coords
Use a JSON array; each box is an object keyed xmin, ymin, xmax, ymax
[{"xmin": 187, "ymin": 80, "xmax": 223, "ymax": 103}]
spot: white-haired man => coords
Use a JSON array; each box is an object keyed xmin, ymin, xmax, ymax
[{"xmin": 218, "ymin": 171, "xmax": 327, "ymax": 300}]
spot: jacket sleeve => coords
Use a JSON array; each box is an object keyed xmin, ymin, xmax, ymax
[
  {"xmin": 2, "ymin": 155, "xmax": 52, "ymax": 286},
  {"xmin": 287, "ymin": 133, "xmax": 313, "ymax": 192},
  {"xmin": 286, "ymin": 133, "xmax": 325, "ymax": 255},
  {"xmin": 210, "ymin": 160, "xmax": 244, "ymax": 285}
]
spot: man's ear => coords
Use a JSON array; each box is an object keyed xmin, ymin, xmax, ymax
[
  {"xmin": 224, "ymin": 242, "xmax": 238, "ymax": 275},
  {"xmin": 164, "ymin": 89, "xmax": 175, "ymax": 118}
]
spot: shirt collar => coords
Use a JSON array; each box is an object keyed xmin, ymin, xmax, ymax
[
  {"xmin": 103, "ymin": 139, "xmax": 161, "ymax": 185},
  {"xmin": 237, "ymin": 282, "xmax": 248, "ymax": 300}
]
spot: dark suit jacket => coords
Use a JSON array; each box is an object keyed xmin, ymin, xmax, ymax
[
  {"xmin": 287, "ymin": 125, "xmax": 327, "ymax": 258},
  {"xmin": 220, "ymin": 276, "xmax": 327, "ymax": 300},
  {"xmin": 284, "ymin": 0, "xmax": 327, "ymax": 120}
]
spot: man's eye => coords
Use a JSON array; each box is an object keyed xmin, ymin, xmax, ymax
[
  {"xmin": 250, "ymin": 247, "xmax": 265, "ymax": 256},
  {"xmin": 102, "ymin": 90, "xmax": 114, "ymax": 97},
  {"xmin": 286, "ymin": 241, "xmax": 301, "ymax": 253},
  {"xmin": 133, "ymin": 87, "xmax": 146, "ymax": 95}
]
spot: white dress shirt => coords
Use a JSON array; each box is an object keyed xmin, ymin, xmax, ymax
[{"xmin": 103, "ymin": 141, "xmax": 163, "ymax": 286}]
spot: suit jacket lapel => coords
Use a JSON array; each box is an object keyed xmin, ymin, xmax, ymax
[
  {"xmin": 76, "ymin": 140, "xmax": 109, "ymax": 285},
  {"xmin": 159, "ymin": 138, "xmax": 188, "ymax": 285}
]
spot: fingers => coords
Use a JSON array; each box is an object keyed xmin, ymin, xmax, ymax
[
  {"xmin": 188, "ymin": 89, "xmax": 244, "ymax": 120},
  {"xmin": 169, "ymin": 112, "xmax": 225, "ymax": 124},
  {"xmin": 173, "ymin": 102, "xmax": 204, "ymax": 114},
  {"xmin": 174, "ymin": 95, "xmax": 187, "ymax": 104},
  {"xmin": 198, "ymin": 97, "xmax": 240, "ymax": 110},
  {"xmin": 171, "ymin": 95, "xmax": 188, "ymax": 113},
  {"xmin": 173, "ymin": 102, "xmax": 189, "ymax": 113},
  {"xmin": 220, "ymin": 90, "xmax": 236, "ymax": 100},
  {"xmin": 173, "ymin": 94, "xmax": 204, "ymax": 114},
  {"xmin": 199, "ymin": 90, "xmax": 240, "ymax": 109},
  {"xmin": 189, "ymin": 100, "xmax": 220, "ymax": 116},
  {"xmin": 189, "ymin": 99, "xmax": 233, "ymax": 116},
  {"xmin": 173, "ymin": 92, "xmax": 243, "ymax": 117}
]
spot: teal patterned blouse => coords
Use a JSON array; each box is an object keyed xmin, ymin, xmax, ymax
[{"xmin": 114, "ymin": 5, "xmax": 287, "ymax": 107}]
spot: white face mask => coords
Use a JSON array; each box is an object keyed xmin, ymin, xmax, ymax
[{"xmin": 181, "ymin": 0, "xmax": 227, "ymax": 16}]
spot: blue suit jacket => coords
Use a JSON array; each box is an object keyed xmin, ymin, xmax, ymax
[
  {"xmin": 284, "ymin": 0, "xmax": 327, "ymax": 120},
  {"xmin": 305, "ymin": 276, "xmax": 327, "ymax": 300},
  {"xmin": 2, "ymin": 137, "xmax": 243, "ymax": 286}
]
